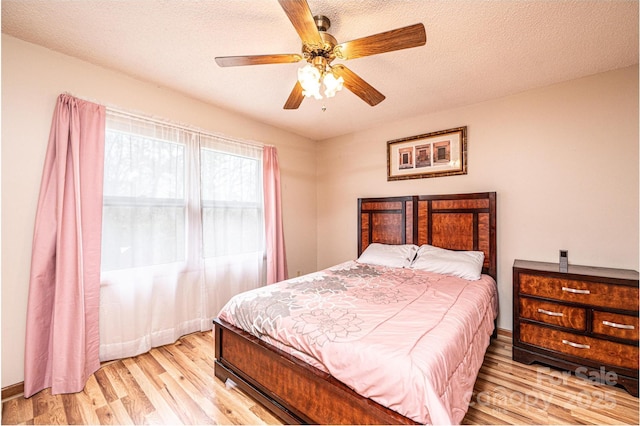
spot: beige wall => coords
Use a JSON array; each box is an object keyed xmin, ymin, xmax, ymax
[
  {"xmin": 317, "ymin": 65, "xmax": 639, "ymax": 332},
  {"xmin": 1, "ymin": 35, "xmax": 318, "ymax": 388}
]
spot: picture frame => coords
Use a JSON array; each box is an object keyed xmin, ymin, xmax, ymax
[{"xmin": 387, "ymin": 126, "xmax": 467, "ymax": 181}]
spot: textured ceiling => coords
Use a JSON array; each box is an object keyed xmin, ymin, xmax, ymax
[{"xmin": 2, "ymin": 0, "xmax": 638, "ymax": 140}]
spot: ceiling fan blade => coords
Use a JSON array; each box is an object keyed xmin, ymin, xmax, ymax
[
  {"xmin": 215, "ymin": 54, "xmax": 302, "ymax": 67},
  {"xmin": 334, "ymin": 23, "xmax": 426, "ymax": 60},
  {"xmin": 284, "ymin": 81, "xmax": 304, "ymax": 109},
  {"xmin": 332, "ymin": 65, "xmax": 385, "ymax": 106},
  {"xmin": 278, "ymin": 0, "xmax": 323, "ymax": 46}
]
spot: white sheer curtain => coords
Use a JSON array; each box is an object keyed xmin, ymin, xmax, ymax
[
  {"xmin": 99, "ymin": 111, "xmax": 265, "ymax": 361},
  {"xmin": 199, "ymin": 134, "xmax": 265, "ymax": 329}
]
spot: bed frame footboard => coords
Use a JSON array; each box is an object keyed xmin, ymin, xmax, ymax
[{"xmin": 213, "ymin": 318, "xmax": 417, "ymax": 425}]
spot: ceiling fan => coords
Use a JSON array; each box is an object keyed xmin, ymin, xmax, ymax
[{"xmin": 215, "ymin": 0, "xmax": 426, "ymax": 109}]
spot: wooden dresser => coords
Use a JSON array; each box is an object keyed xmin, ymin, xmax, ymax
[{"xmin": 512, "ymin": 259, "xmax": 639, "ymax": 396}]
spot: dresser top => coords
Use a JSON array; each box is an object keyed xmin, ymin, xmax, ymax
[{"xmin": 514, "ymin": 259, "xmax": 639, "ymax": 282}]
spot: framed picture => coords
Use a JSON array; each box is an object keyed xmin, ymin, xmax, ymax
[{"xmin": 387, "ymin": 126, "xmax": 467, "ymax": 180}]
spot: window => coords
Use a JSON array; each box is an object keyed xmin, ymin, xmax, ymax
[
  {"xmin": 200, "ymin": 141, "xmax": 263, "ymax": 258},
  {"xmin": 99, "ymin": 110, "xmax": 276, "ymax": 362},
  {"xmin": 101, "ymin": 112, "xmax": 264, "ymax": 271}
]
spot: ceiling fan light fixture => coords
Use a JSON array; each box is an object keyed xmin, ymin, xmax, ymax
[
  {"xmin": 297, "ymin": 64, "xmax": 323, "ymax": 99},
  {"xmin": 297, "ymin": 60, "xmax": 344, "ymax": 100},
  {"xmin": 215, "ymin": 1, "xmax": 427, "ymax": 110},
  {"xmin": 323, "ymin": 71, "xmax": 344, "ymax": 98}
]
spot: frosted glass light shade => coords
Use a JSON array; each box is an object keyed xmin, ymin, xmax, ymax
[
  {"xmin": 323, "ymin": 72, "xmax": 344, "ymax": 98},
  {"xmin": 298, "ymin": 64, "xmax": 322, "ymax": 100}
]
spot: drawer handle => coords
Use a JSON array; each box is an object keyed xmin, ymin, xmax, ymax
[
  {"xmin": 537, "ymin": 308, "xmax": 563, "ymax": 317},
  {"xmin": 561, "ymin": 286, "xmax": 590, "ymax": 295},
  {"xmin": 562, "ymin": 339, "xmax": 590, "ymax": 349},
  {"xmin": 602, "ymin": 320, "xmax": 635, "ymax": 330}
]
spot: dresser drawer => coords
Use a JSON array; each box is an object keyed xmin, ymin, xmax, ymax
[
  {"xmin": 519, "ymin": 274, "xmax": 639, "ymax": 311},
  {"xmin": 520, "ymin": 323, "xmax": 639, "ymax": 370},
  {"xmin": 519, "ymin": 298, "xmax": 585, "ymax": 330},
  {"xmin": 592, "ymin": 311, "xmax": 639, "ymax": 341}
]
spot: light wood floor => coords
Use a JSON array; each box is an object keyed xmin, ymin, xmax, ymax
[{"xmin": 2, "ymin": 332, "xmax": 638, "ymax": 425}]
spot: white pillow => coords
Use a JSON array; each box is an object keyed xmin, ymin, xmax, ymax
[
  {"xmin": 357, "ymin": 243, "xmax": 418, "ymax": 268},
  {"xmin": 411, "ymin": 244, "xmax": 485, "ymax": 280}
]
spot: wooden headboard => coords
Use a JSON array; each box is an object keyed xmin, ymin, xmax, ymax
[{"xmin": 358, "ymin": 192, "xmax": 497, "ymax": 280}]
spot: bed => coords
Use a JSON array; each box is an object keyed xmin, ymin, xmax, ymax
[{"xmin": 213, "ymin": 192, "xmax": 497, "ymax": 424}]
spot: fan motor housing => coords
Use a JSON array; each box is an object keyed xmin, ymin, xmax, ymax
[{"xmin": 302, "ymin": 15, "xmax": 337, "ymax": 63}]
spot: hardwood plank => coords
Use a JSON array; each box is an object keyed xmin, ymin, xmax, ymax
[
  {"xmin": 547, "ymin": 403, "xmax": 590, "ymax": 425},
  {"xmin": 31, "ymin": 389, "xmax": 67, "ymax": 425},
  {"xmin": 60, "ymin": 393, "xmax": 84, "ymax": 424},
  {"xmin": 142, "ymin": 409, "xmax": 165, "ymax": 425},
  {"xmin": 175, "ymin": 333, "xmax": 216, "ymax": 377},
  {"xmin": 461, "ymin": 407, "xmax": 510, "ymax": 425},
  {"xmin": 1, "ymin": 395, "xmax": 33, "ymax": 425},
  {"xmin": 571, "ymin": 406, "xmax": 633, "ymax": 425},
  {"xmin": 156, "ymin": 370, "xmax": 214, "ymax": 424},
  {"xmin": 112, "ymin": 360, "xmax": 155, "ymax": 424},
  {"xmin": 133, "ymin": 352, "xmax": 166, "ymax": 391},
  {"xmin": 31, "ymin": 389, "xmax": 67, "ymax": 424},
  {"xmin": 71, "ymin": 375, "xmax": 107, "ymax": 424},
  {"xmin": 151, "ymin": 347, "xmax": 227, "ymax": 424},
  {"xmin": 464, "ymin": 334, "xmax": 639, "ymax": 425},
  {"xmin": 154, "ymin": 344, "xmax": 215, "ymax": 399},
  {"xmin": 102, "ymin": 399, "xmax": 134, "ymax": 425},
  {"xmin": 470, "ymin": 379, "xmax": 551, "ymax": 424},
  {"xmin": 120, "ymin": 358, "xmax": 182, "ymax": 425},
  {"xmin": 94, "ymin": 404, "xmax": 121, "ymax": 425},
  {"xmin": 3, "ymin": 331, "xmax": 638, "ymax": 425},
  {"xmin": 247, "ymin": 399, "xmax": 283, "ymax": 425},
  {"xmin": 93, "ymin": 369, "xmax": 119, "ymax": 403},
  {"xmin": 99, "ymin": 361, "xmax": 130, "ymax": 400},
  {"xmin": 211, "ymin": 371, "xmax": 280, "ymax": 425}
]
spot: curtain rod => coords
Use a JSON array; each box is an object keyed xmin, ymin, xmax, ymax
[{"xmin": 62, "ymin": 92, "xmax": 273, "ymax": 149}]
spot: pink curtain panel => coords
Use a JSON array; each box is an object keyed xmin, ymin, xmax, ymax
[{"xmin": 24, "ymin": 94, "xmax": 105, "ymax": 397}]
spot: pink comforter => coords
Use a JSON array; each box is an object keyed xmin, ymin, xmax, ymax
[{"xmin": 218, "ymin": 261, "xmax": 498, "ymax": 424}]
